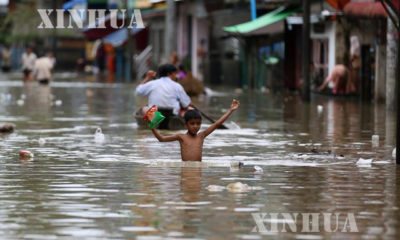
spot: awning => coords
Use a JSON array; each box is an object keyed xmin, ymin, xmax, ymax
[
  {"xmin": 344, "ymin": 1, "xmax": 399, "ymax": 18},
  {"xmin": 223, "ymin": 6, "xmax": 301, "ymax": 36},
  {"xmin": 63, "ymin": 0, "xmax": 86, "ymax": 10},
  {"xmin": 103, "ymin": 27, "xmax": 143, "ymax": 47},
  {"xmin": 82, "ymin": 14, "xmax": 125, "ymax": 40}
]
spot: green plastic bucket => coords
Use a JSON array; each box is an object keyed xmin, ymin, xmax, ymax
[{"xmin": 147, "ymin": 110, "xmax": 165, "ymax": 129}]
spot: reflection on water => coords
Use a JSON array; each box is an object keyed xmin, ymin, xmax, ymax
[{"xmin": 0, "ymin": 77, "xmax": 399, "ymax": 239}]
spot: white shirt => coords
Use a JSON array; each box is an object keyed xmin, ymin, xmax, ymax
[
  {"xmin": 21, "ymin": 52, "xmax": 37, "ymax": 70},
  {"xmin": 34, "ymin": 57, "xmax": 54, "ymax": 80},
  {"xmin": 136, "ymin": 77, "xmax": 191, "ymax": 115}
]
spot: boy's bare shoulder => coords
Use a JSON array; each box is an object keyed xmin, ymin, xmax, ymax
[{"xmin": 175, "ymin": 133, "xmax": 187, "ymax": 140}]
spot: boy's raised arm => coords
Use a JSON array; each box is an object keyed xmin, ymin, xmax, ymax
[
  {"xmin": 201, "ymin": 99, "xmax": 240, "ymax": 138},
  {"xmin": 151, "ymin": 128, "xmax": 180, "ymax": 142}
]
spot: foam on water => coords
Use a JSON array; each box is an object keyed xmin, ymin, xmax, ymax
[
  {"xmin": 211, "ymin": 128, "xmax": 259, "ymax": 136},
  {"xmin": 53, "ymin": 117, "xmax": 106, "ymax": 122},
  {"xmin": 108, "ymin": 123, "xmax": 138, "ymax": 128},
  {"xmin": 204, "ymin": 87, "xmax": 228, "ymax": 96},
  {"xmin": 0, "ymin": 116, "xmax": 28, "ymax": 121},
  {"xmin": 20, "ymin": 126, "xmax": 87, "ymax": 133}
]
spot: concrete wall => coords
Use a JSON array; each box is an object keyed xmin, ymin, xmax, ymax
[
  {"xmin": 311, "ymin": 21, "xmax": 336, "ymax": 77},
  {"xmin": 176, "ymin": 1, "xmax": 209, "ymax": 80},
  {"xmin": 375, "ymin": 44, "xmax": 386, "ymax": 102}
]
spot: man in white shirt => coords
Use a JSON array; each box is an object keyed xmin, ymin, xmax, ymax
[
  {"xmin": 34, "ymin": 51, "xmax": 55, "ymax": 85},
  {"xmin": 21, "ymin": 47, "xmax": 37, "ymax": 81},
  {"xmin": 136, "ymin": 64, "xmax": 191, "ymax": 116}
]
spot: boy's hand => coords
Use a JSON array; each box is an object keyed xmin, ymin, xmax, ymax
[{"xmin": 231, "ymin": 99, "xmax": 240, "ymax": 111}]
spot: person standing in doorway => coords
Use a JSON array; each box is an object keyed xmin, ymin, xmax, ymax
[{"xmin": 96, "ymin": 41, "xmax": 106, "ymax": 74}]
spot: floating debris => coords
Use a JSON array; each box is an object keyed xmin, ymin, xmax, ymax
[
  {"xmin": 371, "ymin": 135, "xmax": 379, "ymax": 147},
  {"xmin": 230, "ymin": 161, "xmax": 244, "ymax": 168},
  {"xmin": 317, "ymin": 105, "xmax": 323, "ymax": 114},
  {"xmin": 206, "ymin": 185, "xmax": 225, "ymax": 192},
  {"xmin": 334, "ymin": 154, "xmax": 345, "ymax": 160},
  {"xmin": 393, "ymin": 148, "xmax": 396, "ymax": 158},
  {"xmin": 19, "ymin": 150, "xmax": 34, "ymax": 159},
  {"xmin": 38, "ymin": 138, "xmax": 46, "ymax": 146},
  {"xmin": 0, "ymin": 123, "xmax": 14, "ymax": 133},
  {"xmin": 94, "ymin": 127, "xmax": 105, "ymax": 143},
  {"xmin": 254, "ymin": 166, "xmax": 263, "ymax": 173},
  {"xmin": 226, "ymin": 182, "xmax": 250, "ymax": 192},
  {"xmin": 311, "ymin": 148, "xmax": 318, "ymax": 153},
  {"xmin": 356, "ymin": 158, "xmax": 373, "ymax": 166}
]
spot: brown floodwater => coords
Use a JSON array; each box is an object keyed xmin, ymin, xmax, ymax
[{"xmin": 0, "ymin": 73, "xmax": 399, "ymax": 240}]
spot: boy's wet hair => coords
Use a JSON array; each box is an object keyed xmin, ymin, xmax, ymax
[
  {"xmin": 158, "ymin": 63, "xmax": 178, "ymax": 77},
  {"xmin": 184, "ymin": 110, "xmax": 202, "ymax": 122}
]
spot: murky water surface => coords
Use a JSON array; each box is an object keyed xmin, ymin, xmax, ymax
[{"xmin": 0, "ymin": 74, "xmax": 399, "ymax": 240}]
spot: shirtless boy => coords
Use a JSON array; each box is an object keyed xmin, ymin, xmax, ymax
[{"xmin": 151, "ymin": 99, "xmax": 240, "ymax": 161}]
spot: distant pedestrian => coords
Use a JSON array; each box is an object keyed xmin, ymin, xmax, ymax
[
  {"xmin": 350, "ymin": 36, "xmax": 361, "ymax": 93},
  {"xmin": 177, "ymin": 64, "xmax": 186, "ymax": 81},
  {"xmin": 21, "ymin": 46, "xmax": 37, "ymax": 81},
  {"xmin": 170, "ymin": 51, "xmax": 179, "ymax": 66},
  {"xmin": 95, "ymin": 41, "xmax": 106, "ymax": 73},
  {"xmin": 34, "ymin": 51, "xmax": 55, "ymax": 85},
  {"xmin": 1, "ymin": 45, "xmax": 12, "ymax": 72},
  {"xmin": 317, "ymin": 64, "xmax": 356, "ymax": 95}
]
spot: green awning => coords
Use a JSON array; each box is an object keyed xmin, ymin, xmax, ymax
[{"xmin": 224, "ymin": 6, "xmax": 301, "ymax": 36}]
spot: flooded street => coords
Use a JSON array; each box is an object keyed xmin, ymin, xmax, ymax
[{"xmin": 0, "ymin": 74, "xmax": 399, "ymax": 240}]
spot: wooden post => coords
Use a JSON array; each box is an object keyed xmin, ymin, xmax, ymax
[
  {"xmin": 386, "ymin": 15, "xmax": 397, "ymax": 110},
  {"xmin": 396, "ymin": 0, "xmax": 400, "ymax": 165},
  {"xmin": 52, "ymin": 0, "xmax": 58, "ymax": 54},
  {"xmin": 361, "ymin": 45, "xmax": 372, "ymax": 100},
  {"xmin": 301, "ymin": 0, "xmax": 311, "ymax": 101},
  {"xmin": 379, "ymin": 0, "xmax": 399, "ymax": 164},
  {"xmin": 125, "ymin": 0, "xmax": 133, "ymax": 82}
]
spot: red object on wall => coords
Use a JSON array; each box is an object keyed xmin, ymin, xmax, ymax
[
  {"xmin": 326, "ymin": 0, "xmax": 350, "ymax": 10},
  {"xmin": 343, "ymin": 0, "xmax": 399, "ymax": 18}
]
